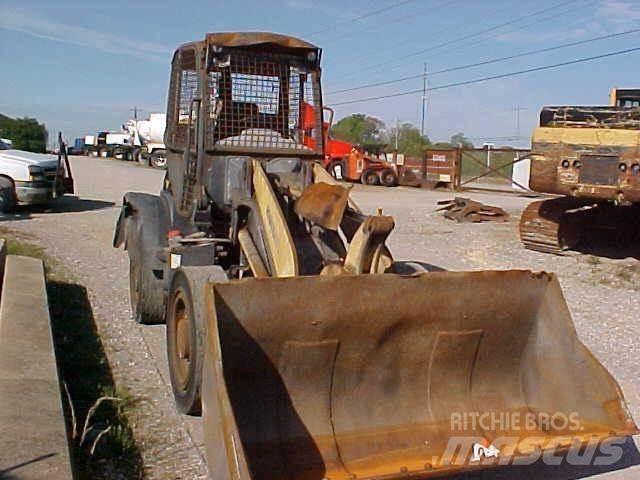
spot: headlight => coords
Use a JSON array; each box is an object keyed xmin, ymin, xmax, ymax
[{"xmin": 28, "ymin": 165, "xmax": 44, "ymax": 175}]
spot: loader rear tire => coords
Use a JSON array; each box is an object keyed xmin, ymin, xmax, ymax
[
  {"xmin": 124, "ymin": 203, "xmax": 166, "ymax": 325},
  {"xmin": 167, "ymin": 267, "xmax": 227, "ymax": 416},
  {"xmin": 128, "ymin": 257, "xmax": 163, "ymax": 324}
]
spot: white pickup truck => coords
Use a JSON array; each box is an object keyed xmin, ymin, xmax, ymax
[{"xmin": 0, "ymin": 145, "xmax": 73, "ymax": 212}]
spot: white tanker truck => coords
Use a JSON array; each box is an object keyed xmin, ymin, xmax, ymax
[
  {"xmin": 85, "ymin": 113, "xmax": 167, "ymax": 169},
  {"xmin": 124, "ymin": 113, "xmax": 167, "ymax": 169}
]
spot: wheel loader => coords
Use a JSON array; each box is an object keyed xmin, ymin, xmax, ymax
[
  {"xmin": 114, "ymin": 33, "xmax": 637, "ymax": 479},
  {"xmin": 520, "ymin": 88, "xmax": 640, "ymax": 254}
]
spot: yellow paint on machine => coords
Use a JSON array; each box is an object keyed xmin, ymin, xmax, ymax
[
  {"xmin": 533, "ymin": 126, "xmax": 640, "ymax": 147},
  {"xmin": 252, "ymin": 160, "xmax": 298, "ymax": 277}
]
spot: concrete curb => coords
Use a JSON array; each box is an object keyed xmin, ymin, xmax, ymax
[{"xmin": 0, "ymin": 254, "xmax": 73, "ymax": 479}]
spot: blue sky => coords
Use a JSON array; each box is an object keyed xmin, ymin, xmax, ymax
[{"xmin": 1, "ymin": 0, "xmax": 640, "ymax": 147}]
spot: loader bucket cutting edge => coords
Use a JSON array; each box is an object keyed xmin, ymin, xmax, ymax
[{"xmin": 201, "ymin": 270, "xmax": 637, "ymax": 480}]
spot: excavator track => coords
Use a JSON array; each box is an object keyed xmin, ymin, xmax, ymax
[{"xmin": 519, "ymin": 198, "xmax": 583, "ymax": 254}]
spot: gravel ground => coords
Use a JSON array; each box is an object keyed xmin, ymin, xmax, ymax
[{"xmin": 2, "ymin": 155, "xmax": 638, "ymax": 479}]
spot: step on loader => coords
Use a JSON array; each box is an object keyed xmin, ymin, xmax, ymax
[{"xmin": 114, "ymin": 33, "xmax": 637, "ymax": 479}]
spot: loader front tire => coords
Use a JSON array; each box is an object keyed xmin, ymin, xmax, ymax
[{"xmin": 167, "ymin": 267, "xmax": 227, "ymax": 416}]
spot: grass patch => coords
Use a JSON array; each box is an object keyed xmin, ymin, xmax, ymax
[
  {"xmin": 587, "ymin": 255, "xmax": 601, "ymax": 266},
  {"xmin": 0, "ymin": 229, "xmax": 143, "ymax": 478}
]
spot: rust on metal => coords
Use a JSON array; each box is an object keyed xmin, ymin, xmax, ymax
[
  {"xmin": 294, "ymin": 182, "xmax": 350, "ymax": 231},
  {"xmin": 521, "ymin": 99, "xmax": 640, "ymax": 253},
  {"xmin": 342, "ymin": 215, "xmax": 394, "ymax": 274},
  {"xmin": 518, "ymin": 198, "xmax": 585, "ymax": 255},
  {"xmin": 205, "ymin": 32, "xmax": 318, "ymax": 50},
  {"xmin": 202, "ymin": 270, "xmax": 638, "ymax": 480},
  {"xmin": 437, "ymin": 197, "xmax": 508, "ymax": 223},
  {"xmin": 397, "ymin": 148, "xmax": 461, "ymax": 190}
]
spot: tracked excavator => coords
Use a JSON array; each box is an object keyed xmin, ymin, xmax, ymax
[
  {"xmin": 520, "ymin": 88, "xmax": 640, "ymax": 254},
  {"xmin": 114, "ymin": 34, "xmax": 637, "ymax": 479}
]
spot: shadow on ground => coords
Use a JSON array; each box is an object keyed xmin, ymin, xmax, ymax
[
  {"xmin": 0, "ymin": 197, "xmax": 115, "ymax": 221},
  {"xmin": 0, "ymin": 454, "xmax": 57, "ymax": 479},
  {"xmin": 47, "ymin": 279, "xmax": 142, "ymax": 479},
  {"xmin": 573, "ymin": 224, "xmax": 640, "ymax": 260}
]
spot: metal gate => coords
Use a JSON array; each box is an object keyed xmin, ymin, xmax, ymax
[{"xmin": 458, "ymin": 147, "xmax": 532, "ymax": 193}]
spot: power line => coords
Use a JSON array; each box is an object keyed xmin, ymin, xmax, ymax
[
  {"xmin": 327, "ymin": 26, "xmax": 640, "ymax": 95},
  {"xmin": 334, "ymin": 0, "xmax": 596, "ymax": 84},
  {"xmin": 320, "ymin": 0, "xmax": 458, "ymax": 47},
  {"xmin": 333, "ymin": 1, "xmax": 528, "ymax": 80},
  {"xmin": 307, "ymin": 0, "xmax": 416, "ymax": 37},
  {"xmin": 331, "ymin": 45, "xmax": 640, "ymax": 106},
  {"xmin": 416, "ymin": 0, "xmax": 599, "ymax": 65},
  {"xmin": 335, "ymin": 0, "xmax": 582, "ymax": 77}
]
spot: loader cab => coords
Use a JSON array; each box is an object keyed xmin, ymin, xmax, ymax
[
  {"xmin": 164, "ymin": 33, "xmax": 325, "ymax": 218},
  {"xmin": 164, "ymin": 34, "xmax": 324, "ymax": 156}
]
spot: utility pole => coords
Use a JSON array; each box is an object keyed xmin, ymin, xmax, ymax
[
  {"xmin": 420, "ymin": 63, "xmax": 427, "ymax": 137},
  {"xmin": 513, "ymin": 105, "xmax": 526, "ymax": 139},
  {"xmin": 131, "ymin": 106, "xmax": 139, "ymax": 121},
  {"xmin": 395, "ymin": 117, "xmax": 399, "ymax": 150}
]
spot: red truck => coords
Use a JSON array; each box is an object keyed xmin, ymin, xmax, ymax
[{"xmin": 303, "ymin": 105, "xmax": 398, "ymax": 186}]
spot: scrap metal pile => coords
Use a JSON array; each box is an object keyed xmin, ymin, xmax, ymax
[{"xmin": 437, "ymin": 197, "xmax": 509, "ymax": 223}]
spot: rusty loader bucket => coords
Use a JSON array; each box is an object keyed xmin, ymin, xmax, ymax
[{"xmin": 201, "ymin": 270, "xmax": 637, "ymax": 480}]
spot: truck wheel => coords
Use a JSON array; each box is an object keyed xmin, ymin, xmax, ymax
[
  {"xmin": 379, "ymin": 168, "xmax": 398, "ymax": 187},
  {"xmin": 132, "ymin": 148, "xmax": 142, "ymax": 163},
  {"xmin": 0, "ymin": 177, "xmax": 16, "ymax": 213},
  {"xmin": 112, "ymin": 146, "xmax": 128, "ymax": 160},
  {"xmin": 150, "ymin": 150, "xmax": 167, "ymax": 169},
  {"xmin": 361, "ymin": 169, "xmax": 380, "ymax": 185},
  {"xmin": 167, "ymin": 267, "xmax": 227, "ymax": 415}
]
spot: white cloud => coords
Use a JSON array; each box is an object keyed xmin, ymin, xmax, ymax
[
  {"xmin": 0, "ymin": 8, "xmax": 171, "ymax": 62},
  {"xmin": 597, "ymin": 0, "xmax": 640, "ymax": 25}
]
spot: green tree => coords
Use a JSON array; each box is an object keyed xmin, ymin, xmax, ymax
[
  {"xmin": 388, "ymin": 122, "xmax": 430, "ymax": 157},
  {"xmin": 449, "ymin": 132, "xmax": 473, "ymax": 148},
  {"xmin": 331, "ymin": 114, "xmax": 385, "ymax": 145},
  {"xmin": 0, "ymin": 116, "xmax": 48, "ymax": 153}
]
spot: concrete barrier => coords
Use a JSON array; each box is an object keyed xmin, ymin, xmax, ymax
[{"xmin": 0, "ymin": 254, "xmax": 73, "ymax": 479}]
